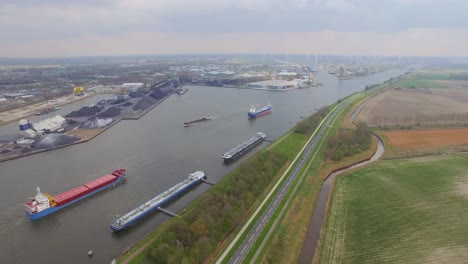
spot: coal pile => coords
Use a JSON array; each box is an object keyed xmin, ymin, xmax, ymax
[
  {"xmin": 0, "ymin": 149, "xmax": 11, "ymax": 154},
  {"xmin": 31, "ymin": 134, "xmax": 80, "ymax": 149},
  {"xmin": 121, "ymin": 102, "xmax": 132, "ymax": 107},
  {"xmin": 13, "ymin": 145, "xmax": 22, "ymax": 150},
  {"xmin": 129, "ymin": 91, "xmax": 145, "ymax": 98},
  {"xmin": 66, "ymin": 105, "xmax": 104, "ymax": 117},
  {"xmin": 133, "ymin": 96, "xmax": 157, "ymax": 111},
  {"xmin": 20, "ymin": 147, "xmax": 33, "ymax": 153},
  {"xmin": 96, "ymin": 107, "xmax": 121, "ymax": 118},
  {"xmin": 111, "ymin": 94, "xmax": 129, "ymax": 105},
  {"xmin": 80, "ymin": 117, "xmax": 113, "ymax": 129},
  {"xmin": 149, "ymin": 89, "xmax": 168, "ymax": 100}
]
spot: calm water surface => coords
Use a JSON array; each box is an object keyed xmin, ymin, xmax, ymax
[{"xmin": 0, "ymin": 69, "xmax": 405, "ymax": 263}]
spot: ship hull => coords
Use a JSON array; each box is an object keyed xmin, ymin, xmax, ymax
[
  {"xmin": 26, "ymin": 173, "xmax": 125, "ymax": 220},
  {"xmin": 223, "ymin": 136, "xmax": 265, "ymax": 162},
  {"xmin": 248, "ymin": 107, "xmax": 272, "ymax": 119},
  {"xmin": 111, "ymin": 174, "xmax": 206, "ymax": 231},
  {"xmin": 184, "ymin": 117, "xmax": 211, "ymax": 127}
]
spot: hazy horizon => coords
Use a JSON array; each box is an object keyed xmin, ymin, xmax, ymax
[{"xmin": 2, "ymin": 0, "xmax": 467, "ymax": 58}]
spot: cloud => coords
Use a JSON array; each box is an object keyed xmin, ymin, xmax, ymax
[
  {"xmin": 3, "ymin": 28, "xmax": 468, "ymax": 57},
  {"xmin": 0, "ymin": 0, "xmax": 467, "ymax": 56}
]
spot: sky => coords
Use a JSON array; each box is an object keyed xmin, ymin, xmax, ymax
[{"xmin": 1, "ymin": 0, "xmax": 468, "ymax": 57}]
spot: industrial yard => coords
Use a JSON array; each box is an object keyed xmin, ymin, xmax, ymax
[{"xmin": 0, "ymin": 81, "xmax": 176, "ymax": 162}]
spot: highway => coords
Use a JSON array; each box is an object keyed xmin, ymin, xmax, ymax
[{"xmin": 218, "ymin": 95, "xmax": 357, "ymax": 264}]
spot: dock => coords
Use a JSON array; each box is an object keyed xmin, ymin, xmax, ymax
[{"xmin": 157, "ymin": 207, "xmax": 180, "ymax": 217}]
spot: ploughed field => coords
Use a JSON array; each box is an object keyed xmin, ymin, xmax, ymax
[
  {"xmin": 382, "ymin": 128, "xmax": 468, "ymax": 148},
  {"xmin": 357, "ymin": 88, "xmax": 468, "ymax": 127},
  {"xmin": 357, "ymin": 70, "xmax": 468, "ymax": 128},
  {"xmin": 318, "ymin": 155, "xmax": 468, "ymax": 264}
]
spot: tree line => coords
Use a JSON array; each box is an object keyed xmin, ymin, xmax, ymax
[
  {"xmin": 147, "ymin": 151, "xmax": 288, "ymax": 264},
  {"xmin": 325, "ymin": 122, "xmax": 373, "ymax": 161},
  {"xmin": 295, "ymin": 107, "xmax": 330, "ymax": 135}
]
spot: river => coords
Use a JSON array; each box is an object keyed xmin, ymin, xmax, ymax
[{"xmin": 0, "ymin": 69, "xmax": 404, "ymax": 264}]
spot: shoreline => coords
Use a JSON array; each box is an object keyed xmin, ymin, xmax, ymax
[{"xmin": 0, "ymin": 92, "xmax": 174, "ymax": 163}]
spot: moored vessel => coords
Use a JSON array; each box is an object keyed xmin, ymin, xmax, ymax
[
  {"xmin": 24, "ymin": 169, "xmax": 126, "ymax": 220},
  {"xmin": 111, "ymin": 171, "xmax": 206, "ymax": 231},
  {"xmin": 222, "ymin": 132, "xmax": 266, "ymax": 161}
]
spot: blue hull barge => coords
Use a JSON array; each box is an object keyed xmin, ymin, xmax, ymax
[
  {"xmin": 248, "ymin": 103, "xmax": 272, "ymax": 119},
  {"xmin": 110, "ymin": 171, "xmax": 206, "ymax": 231},
  {"xmin": 222, "ymin": 132, "xmax": 266, "ymax": 162}
]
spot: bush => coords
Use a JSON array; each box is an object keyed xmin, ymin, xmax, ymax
[
  {"xmin": 295, "ymin": 107, "xmax": 329, "ymax": 135},
  {"xmin": 325, "ymin": 122, "xmax": 373, "ymax": 161}
]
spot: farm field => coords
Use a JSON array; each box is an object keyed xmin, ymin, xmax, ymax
[
  {"xmin": 382, "ymin": 128, "xmax": 468, "ymax": 147},
  {"xmin": 357, "ymin": 70, "xmax": 468, "ymax": 127},
  {"xmin": 357, "ymin": 88, "xmax": 468, "ymax": 127},
  {"xmin": 318, "ymin": 155, "xmax": 468, "ymax": 264}
]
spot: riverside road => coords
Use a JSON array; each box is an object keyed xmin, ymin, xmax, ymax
[{"xmin": 224, "ymin": 95, "xmax": 357, "ymax": 264}]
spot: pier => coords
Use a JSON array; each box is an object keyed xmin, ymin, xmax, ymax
[
  {"xmin": 201, "ymin": 179, "xmax": 216, "ymax": 186},
  {"xmin": 157, "ymin": 207, "xmax": 180, "ymax": 217}
]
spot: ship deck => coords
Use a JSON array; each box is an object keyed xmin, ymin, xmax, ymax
[{"xmin": 112, "ymin": 172, "xmax": 205, "ymax": 228}]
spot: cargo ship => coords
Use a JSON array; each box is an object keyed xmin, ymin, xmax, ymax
[
  {"xmin": 222, "ymin": 132, "xmax": 266, "ymax": 161},
  {"xmin": 24, "ymin": 169, "xmax": 126, "ymax": 220},
  {"xmin": 184, "ymin": 116, "xmax": 212, "ymax": 127},
  {"xmin": 35, "ymin": 105, "xmax": 61, "ymax": 115},
  {"xmin": 111, "ymin": 171, "xmax": 206, "ymax": 231},
  {"xmin": 248, "ymin": 103, "xmax": 272, "ymax": 119}
]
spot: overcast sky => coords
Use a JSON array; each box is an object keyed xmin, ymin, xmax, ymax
[{"xmin": 1, "ymin": 0, "xmax": 467, "ymax": 57}]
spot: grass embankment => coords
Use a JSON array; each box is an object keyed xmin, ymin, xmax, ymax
[
  {"xmin": 118, "ymin": 128, "xmax": 309, "ymax": 264},
  {"xmin": 318, "ymin": 155, "xmax": 468, "ymax": 264},
  {"xmin": 258, "ymin": 94, "xmax": 377, "ymax": 264}
]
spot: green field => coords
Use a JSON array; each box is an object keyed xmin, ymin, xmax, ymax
[{"xmin": 319, "ymin": 155, "xmax": 468, "ymax": 264}]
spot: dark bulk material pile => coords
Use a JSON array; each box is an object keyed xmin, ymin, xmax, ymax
[
  {"xmin": 66, "ymin": 105, "xmax": 104, "ymax": 117},
  {"xmin": 31, "ymin": 134, "xmax": 80, "ymax": 149},
  {"xmin": 96, "ymin": 107, "xmax": 121, "ymax": 118},
  {"xmin": 80, "ymin": 117, "xmax": 113, "ymax": 129}
]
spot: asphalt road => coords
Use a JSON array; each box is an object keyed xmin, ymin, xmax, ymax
[{"xmin": 227, "ymin": 99, "xmax": 352, "ymax": 264}]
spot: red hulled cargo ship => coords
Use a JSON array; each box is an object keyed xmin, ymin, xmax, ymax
[{"xmin": 24, "ymin": 169, "xmax": 126, "ymax": 220}]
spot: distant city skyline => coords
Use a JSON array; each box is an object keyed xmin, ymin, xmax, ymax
[{"xmin": 1, "ymin": 0, "xmax": 467, "ymax": 57}]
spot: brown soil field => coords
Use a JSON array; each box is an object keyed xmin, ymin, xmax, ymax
[
  {"xmin": 67, "ymin": 128, "xmax": 103, "ymax": 141},
  {"xmin": 382, "ymin": 128, "xmax": 468, "ymax": 147},
  {"xmin": 357, "ymin": 88, "xmax": 468, "ymax": 127}
]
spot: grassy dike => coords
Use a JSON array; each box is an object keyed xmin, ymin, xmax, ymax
[
  {"xmin": 250, "ymin": 94, "xmax": 367, "ymax": 264},
  {"xmin": 252, "ymin": 78, "xmax": 398, "ymax": 263}
]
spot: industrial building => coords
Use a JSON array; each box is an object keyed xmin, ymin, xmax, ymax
[
  {"xmin": 19, "ymin": 115, "xmax": 67, "ymax": 138},
  {"xmin": 121, "ymin": 83, "xmax": 144, "ymax": 91},
  {"xmin": 246, "ymin": 80, "xmax": 304, "ymax": 91}
]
